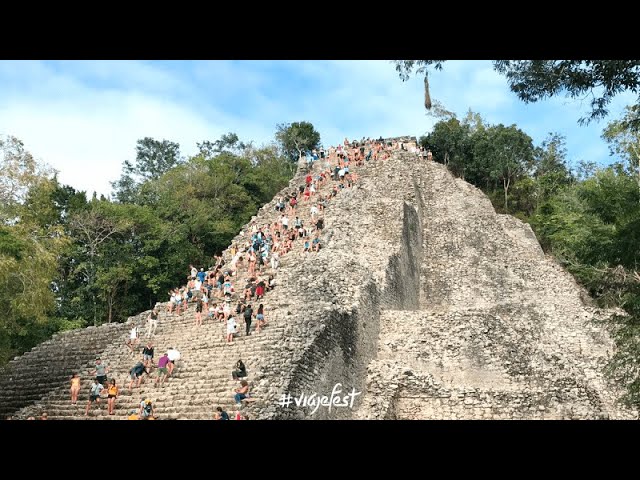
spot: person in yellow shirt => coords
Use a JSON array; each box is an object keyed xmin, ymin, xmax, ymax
[{"xmin": 106, "ymin": 379, "xmax": 119, "ymax": 415}]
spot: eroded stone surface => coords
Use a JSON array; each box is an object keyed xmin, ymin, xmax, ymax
[
  {"xmin": 356, "ymin": 158, "xmax": 636, "ymax": 420},
  {"xmin": 0, "ymin": 151, "xmax": 634, "ymax": 420}
]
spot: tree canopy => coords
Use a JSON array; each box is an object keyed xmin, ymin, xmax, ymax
[
  {"xmin": 111, "ymin": 137, "xmax": 182, "ymax": 204},
  {"xmin": 275, "ymin": 121, "xmax": 321, "ymax": 162},
  {"xmin": 603, "ymin": 105, "xmax": 640, "ymax": 193}
]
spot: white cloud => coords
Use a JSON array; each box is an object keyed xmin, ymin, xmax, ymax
[
  {"xmin": 0, "ymin": 61, "xmax": 276, "ymax": 197},
  {"xmin": 0, "ymin": 60, "xmax": 634, "ymax": 199}
]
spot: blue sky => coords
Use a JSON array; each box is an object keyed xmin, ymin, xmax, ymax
[{"xmin": 0, "ymin": 60, "xmax": 634, "ymax": 197}]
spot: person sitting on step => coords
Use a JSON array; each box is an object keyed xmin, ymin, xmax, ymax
[
  {"xmin": 232, "ymin": 359, "xmax": 247, "ymax": 380},
  {"xmin": 216, "ymin": 407, "xmax": 230, "ymax": 420},
  {"xmin": 234, "ymin": 380, "xmax": 250, "ymax": 404},
  {"xmin": 139, "ymin": 398, "xmax": 156, "ymax": 420}
]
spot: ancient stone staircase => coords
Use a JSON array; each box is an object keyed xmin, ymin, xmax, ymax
[
  {"xmin": 2, "ymin": 146, "xmax": 374, "ymax": 420},
  {"xmin": 0, "ymin": 322, "xmax": 129, "ymax": 418},
  {"xmin": 14, "ymin": 309, "xmax": 287, "ymax": 419}
]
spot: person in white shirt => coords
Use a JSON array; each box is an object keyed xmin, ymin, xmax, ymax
[
  {"xmin": 167, "ymin": 291, "xmax": 177, "ymax": 314},
  {"xmin": 126, "ymin": 325, "xmax": 140, "ymax": 353},
  {"xmin": 166, "ymin": 347, "xmax": 181, "ymax": 376},
  {"xmin": 226, "ymin": 316, "xmax": 237, "ymax": 343},
  {"xmin": 270, "ymin": 251, "xmax": 280, "ymax": 270}
]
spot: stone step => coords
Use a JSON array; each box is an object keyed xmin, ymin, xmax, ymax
[{"xmin": 4, "ymin": 152, "xmax": 367, "ymax": 419}]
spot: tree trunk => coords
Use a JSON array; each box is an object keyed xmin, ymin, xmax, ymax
[
  {"xmin": 630, "ymin": 144, "xmax": 640, "ymax": 202},
  {"xmin": 503, "ymin": 177, "xmax": 510, "ymax": 212},
  {"xmin": 444, "ymin": 151, "xmax": 449, "ymax": 166},
  {"xmin": 637, "ymin": 155, "xmax": 639, "ymax": 202},
  {"xmin": 107, "ymin": 293, "xmax": 113, "ymax": 324},
  {"xmin": 424, "ymin": 75, "xmax": 432, "ymax": 110}
]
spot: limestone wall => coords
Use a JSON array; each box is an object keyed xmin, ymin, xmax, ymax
[
  {"xmin": 245, "ymin": 157, "xmax": 426, "ymax": 419},
  {"xmin": 357, "ymin": 156, "xmax": 637, "ymax": 420}
]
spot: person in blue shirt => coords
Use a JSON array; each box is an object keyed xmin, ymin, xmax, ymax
[
  {"xmin": 197, "ymin": 268, "xmax": 206, "ymax": 283},
  {"xmin": 216, "ymin": 406, "xmax": 230, "ymax": 420}
]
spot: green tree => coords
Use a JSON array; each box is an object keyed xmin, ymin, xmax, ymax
[
  {"xmin": 0, "ymin": 135, "xmax": 53, "ymax": 222},
  {"xmin": 0, "ymin": 139, "xmax": 69, "ymax": 364},
  {"xmin": 475, "ymin": 124, "xmax": 535, "ymax": 212},
  {"xmin": 197, "ymin": 132, "xmax": 251, "ymax": 158},
  {"xmin": 112, "ymin": 137, "xmax": 182, "ymax": 203},
  {"xmin": 534, "ymin": 132, "xmax": 573, "ymax": 204},
  {"xmin": 508, "ymin": 177, "xmax": 538, "ymax": 219},
  {"xmin": 275, "ymin": 122, "xmax": 321, "ymax": 162},
  {"xmin": 68, "ymin": 202, "xmax": 131, "ymax": 326},
  {"xmin": 603, "ymin": 105, "xmax": 640, "ymax": 197},
  {"xmin": 422, "ymin": 118, "xmax": 472, "ymax": 179},
  {"xmin": 535, "ymin": 133, "xmax": 569, "ymax": 177},
  {"xmin": 533, "ymin": 185, "xmax": 615, "ymax": 266},
  {"xmin": 0, "ymin": 224, "xmax": 67, "ymax": 364}
]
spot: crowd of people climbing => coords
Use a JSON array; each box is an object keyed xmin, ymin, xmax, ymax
[{"xmin": 25, "ymin": 136, "xmax": 425, "ymax": 420}]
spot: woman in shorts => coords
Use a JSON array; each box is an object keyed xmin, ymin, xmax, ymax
[
  {"xmin": 256, "ymin": 304, "xmax": 266, "ymax": 333},
  {"xmin": 195, "ymin": 298, "xmax": 203, "ymax": 327},
  {"xmin": 106, "ymin": 379, "xmax": 119, "ymax": 415}
]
